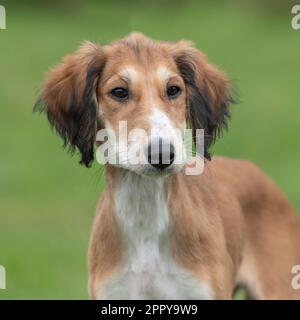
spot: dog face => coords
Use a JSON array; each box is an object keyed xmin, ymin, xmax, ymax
[{"xmin": 35, "ymin": 33, "xmax": 233, "ymax": 176}]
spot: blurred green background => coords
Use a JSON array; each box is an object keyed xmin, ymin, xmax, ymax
[{"xmin": 0, "ymin": 0, "xmax": 299, "ymax": 299}]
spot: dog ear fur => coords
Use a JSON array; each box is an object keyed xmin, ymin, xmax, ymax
[
  {"xmin": 169, "ymin": 41, "xmax": 234, "ymax": 159},
  {"xmin": 34, "ymin": 42, "xmax": 105, "ymax": 167}
]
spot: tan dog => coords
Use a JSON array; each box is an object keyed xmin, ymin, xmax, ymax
[{"xmin": 35, "ymin": 33, "xmax": 300, "ymax": 299}]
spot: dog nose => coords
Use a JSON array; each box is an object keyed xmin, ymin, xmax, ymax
[{"xmin": 147, "ymin": 138, "xmax": 175, "ymax": 170}]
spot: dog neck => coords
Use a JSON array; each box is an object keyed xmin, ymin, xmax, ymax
[
  {"xmin": 105, "ymin": 165, "xmax": 171, "ymax": 272},
  {"xmin": 102, "ymin": 165, "xmax": 213, "ymax": 299}
]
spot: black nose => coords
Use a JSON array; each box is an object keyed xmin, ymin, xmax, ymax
[{"xmin": 147, "ymin": 138, "xmax": 175, "ymax": 170}]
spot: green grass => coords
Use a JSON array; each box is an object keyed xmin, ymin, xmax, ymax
[{"xmin": 0, "ymin": 0, "xmax": 299, "ymax": 299}]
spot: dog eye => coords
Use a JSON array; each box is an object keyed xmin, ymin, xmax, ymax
[
  {"xmin": 110, "ymin": 87, "xmax": 129, "ymax": 101},
  {"xmin": 167, "ymin": 85, "xmax": 181, "ymax": 99}
]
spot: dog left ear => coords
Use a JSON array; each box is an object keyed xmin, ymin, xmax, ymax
[
  {"xmin": 34, "ymin": 42, "xmax": 105, "ymax": 167},
  {"xmin": 170, "ymin": 41, "xmax": 234, "ymax": 159}
]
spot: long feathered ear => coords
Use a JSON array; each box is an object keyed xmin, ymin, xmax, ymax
[
  {"xmin": 34, "ymin": 42, "xmax": 106, "ymax": 167},
  {"xmin": 170, "ymin": 41, "xmax": 234, "ymax": 160}
]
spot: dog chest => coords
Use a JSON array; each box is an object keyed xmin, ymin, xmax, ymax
[{"xmin": 98, "ymin": 173, "xmax": 212, "ymax": 299}]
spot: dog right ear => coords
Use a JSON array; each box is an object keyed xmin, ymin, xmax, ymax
[
  {"xmin": 34, "ymin": 42, "xmax": 106, "ymax": 167},
  {"xmin": 165, "ymin": 40, "xmax": 234, "ymax": 160}
]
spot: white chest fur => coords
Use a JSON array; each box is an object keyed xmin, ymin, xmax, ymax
[{"xmin": 99, "ymin": 172, "xmax": 212, "ymax": 300}]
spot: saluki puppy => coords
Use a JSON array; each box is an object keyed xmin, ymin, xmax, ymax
[{"xmin": 35, "ymin": 33, "xmax": 300, "ymax": 299}]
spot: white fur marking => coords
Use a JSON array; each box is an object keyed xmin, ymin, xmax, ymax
[
  {"xmin": 150, "ymin": 108, "xmax": 176, "ymax": 139},
  {"xmin": 119, "ymin": 67, "xmax": 138, "ymax": 83},
  {"xmin": 157, "ymin": 66, "xmax": 171, "ymax": 82},
  {"xmin": 97, "ymin": 172, "xmax": 213, "ymax": 299},
  {"xmin": 149, "ymin": 108, "xmax": 186, "ymax": 167}
]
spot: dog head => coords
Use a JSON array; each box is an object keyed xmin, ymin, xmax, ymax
[{"xmin": 35, "ymin": 33, "xmax": 233, "ymax": 176}]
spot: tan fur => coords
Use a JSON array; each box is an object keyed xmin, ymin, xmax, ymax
[
  {"xmin": 97, "ymin": 34, "xmax": 187, "ymax": 135},
  {"xmin": 38, "ymin": 33, "xmax": 300, "ymax": 299},
  {"xmin": 87, "ymin": 166, "xmax": 122, "ymax": 299},
  {"xmin": 41, "ymin": 42, "xmax": 104, "ymax": 120},
  {"xmin": 88, "ymin": 158, "xmax": 300, "ymax": 299}
]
